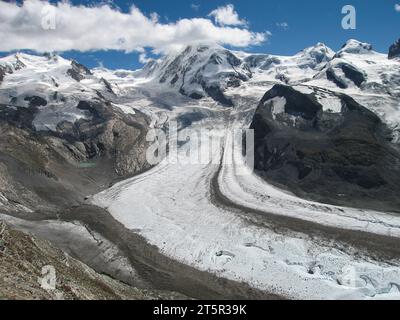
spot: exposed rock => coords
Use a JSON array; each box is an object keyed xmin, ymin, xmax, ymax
[
  {"xmin": 339, "ymin": 63, "xmax": 366, "ymax": 87},
  {"xmin": 325, "ymin": 62, "xmax": 366, "ymax": 88},
  {"xmin": 0, "ymin": 67, "xmax": 5, "ymax": 84},
  {"xmin": 151, "ymin": 44, "xmax": 251, "ymax": 106},
  {"xmin": 67, "ymin": 60, "xmax": 93, "ymax": 82},
  {"xmin": 250, "ymin": 84, "xmax": 400, "ymax": 211},
  {"xmin": 0, "ymin": 221, "xmax": 185, "ymax": 300},
  {"xmin": 24, "ymin": 96, "xmax": 48, "ymax": 107},
  {"xmin": 326, "ymin": 68, "xmax": 348, "ymax": 89},
  {"xmin": 0, "ymin": 104, "xmax": 39, "ymax": 130},
  {"xmin": 203, "ymin": 85, "xmax": 233, "ymax": 107},
  {"xmin": 389, "ymin": 39, "xmax": 400, "ymax": 59},
  {"xmin": 101, "ymin": 78, "xmax": 116, "ymax": 95},
  {"xmin": 72, "ymin": 100, "xmax": 151, "ymax": 176},
  {"xmin": 12, "ymin": 55, "xmax": 26, "ymax": 71},
  {"xmin": 0, "ymin": 97, "xmax": 151, "ymax": 217}
]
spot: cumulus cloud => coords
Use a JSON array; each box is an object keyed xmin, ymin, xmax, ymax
[
  {"xmin": 139, "ymin": 53, "xmax": 152, "ymax": 64},
  {"xmin": 0, "ymin": 0, "xmax": 267, "ymax": 56},
  {"xmin": 208, "ymin": 4, "xmax": 247, "ymax": 26},
  {"xmin": 395, "ymin": 4, "xmax": 400, "ymax": 12}
]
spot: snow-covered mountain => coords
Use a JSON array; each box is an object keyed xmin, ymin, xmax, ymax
[
  {"xmin": 310, "ymin": 40, "xmax": 400, "ymax": 95},
  {"xmin": 133, "ymin": 42, "xmax": 335, "ymax": 106},
  {"xmin": 2, "ymin": 39, "xmax": 400, "ymax": 300},
  {"xmin": 134, "ymin": 43, "xmax": 252, "ymax": 106},
  {"xmin": 1, "ymin": 39, "xmax": 399, "ymax": 131},
  {"xmin": 0, "ymin": 53, "xmax": 121, "ymax": 131}
]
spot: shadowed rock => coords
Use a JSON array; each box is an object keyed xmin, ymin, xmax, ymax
[
  {"xmin": 389, "ymin": 39, "xmax": 400, "ymax": 59},
  {"xmin": 250, "ymin": 84, "xmax": 400, "ymax": 212},
  {"xmin": 67, "ymin": 60, "xmax": 93, "ymax": 82}
]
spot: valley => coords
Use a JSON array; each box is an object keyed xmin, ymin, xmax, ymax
[{"xmin": 1, "ymin": 39, "xmax": 400, "ymax": 299}]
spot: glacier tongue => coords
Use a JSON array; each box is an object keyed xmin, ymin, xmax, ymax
[{"xmin": 92, "ymin": 94, "xmax": 400, "ymax": 300}]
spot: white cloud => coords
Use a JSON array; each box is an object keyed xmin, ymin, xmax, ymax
[
  {"xmin": 276, "ymin": 22, "xmax": 289, "ymax": 30},
  {"xmin": 139, "ymin": 53, "xmax": 152, "ymax": 64},
  {"xmin": 208, "ymin": 4, "xmax": 247, "ymax": 26},
  {"xmin": 0, "ymin": 1, "xmax": 268, "ymax": 56},
  {"xmin": 395, "ymin": 4, "xmax": 400, "ymax": 12}
]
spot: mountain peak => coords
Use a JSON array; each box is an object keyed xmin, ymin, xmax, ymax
[
  {"xmin": 300, "ymin": 42, "xmax": 334, "ymax": 56},
  {"xmin": 338, "ymin": 39, "xmax": 373, "ymax": 55},
  {"xmin": 304, "ymin": 42, "xmax": 332, "ymax": 51},
  {"xmin": 294, "ymin": 42, "xmax": 335, "ymax": 68}
]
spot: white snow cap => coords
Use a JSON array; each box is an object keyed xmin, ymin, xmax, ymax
[{"xmin": 338, "ymin": 39, "xmax": 373, "ymax": 55}]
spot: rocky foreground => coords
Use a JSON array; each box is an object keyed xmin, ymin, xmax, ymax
[{"xmin": 0, "ymin": 221, "xmax": 184, "ymax": 300}]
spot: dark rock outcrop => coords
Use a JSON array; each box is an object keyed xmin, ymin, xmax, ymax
[
  {"xmin": 0, "ymin": 67, "xmax": 5, "ymax": 84},
  {"xmin": 340, "ymin": 63, "xmax": 366, "ymax": 87},
  {"xmin": 67, "ymin": 60, "xmax": 93, "ymax": 82},
  {"xmin": 325, "ymin": 63, "xmax": 366, "ymax": 88},
  {"xmin": 389, "ymin": 39, "xmax": 400, "ymax": 59},
  {"xmin": 101, "ymin": 78, "xmax": 116, "ymax": 95},
  {"xmin": 57, "ymin": 99, "xmax": 151, "ymax": 177},
  {"xmin": 24, "ymin": 96, "xmax": 48, "ymax": 107},
  {"xmin": 250, "ymin": 84, "xmax": 400, "ymax": 211},
  {"xmin": 203, "ymin": 85, "xmax": 233, "ymax": 107},
  {"xmin": 0, "ymin": 95, "xmax": 151, "ymax": 216},
  {"xmin": 326, "ymin": 68, "xmax": 348, "ymax": 89},
  {"xmin": 0, "ymin": 104, "xmax": 39, "ymax": 130}
]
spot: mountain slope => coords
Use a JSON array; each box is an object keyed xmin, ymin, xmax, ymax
[
  {"xmin": 250, "ymin": 84, "xmax": 400, "ymax": 211},
  {"xmin": 0, "ymin": 221, "xmax": 183, "ymax": 300},
  {"xmin": 0, "ymin": 53, "xmax": 152, "ymax": 218},
  {"xmin": 139, "ymin": 42, "xmax": 336, "ymax": 105},
  {"xmin": 140, "ymin": 43, "xmax": 252, "ymax": 106},
  {"xmin": 309, "ymin": 40, "xmax": 400, "ymax": 97}
]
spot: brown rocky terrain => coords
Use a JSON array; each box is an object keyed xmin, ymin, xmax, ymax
[{"xmin": 0, "ymin": 221, "xmax": 185, "ymax": 300}]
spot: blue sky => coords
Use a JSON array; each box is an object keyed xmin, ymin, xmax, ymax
[{"xmin": 1, "ymin": 0, "xmax": 400, "ymax": 69}]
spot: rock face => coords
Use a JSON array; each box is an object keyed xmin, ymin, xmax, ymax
[
  {"xmin": 325, "ymin": 62, "xmax": 367, "ymax": 89},
  {"xmin": 0, "ymin": 221, "xmax": 184, "ymax": 300},
  {"xmin": 69, "ymin": 99, "xmax": 151, "ymax": 176},
  {"xmin": 250, "ymin": 84, "xmax": 400, "ymax": 211},
  {"xmin": 67, "ymin": 60, "xmax": 93, "ymax": 82},
  {"xmin": 0, "ymin": 67, "xmax": 5, "ymax": 84},
  {"xmin": 0, "ymin": 97, "xmax": 151, "ymax": 216},
  {"xmin": 389, "ymin": 39, "xmax": 400, "ymax": 59},
  {"xmin": 0, "ymin": 54, "xmax": 152, "ymax": 216}
]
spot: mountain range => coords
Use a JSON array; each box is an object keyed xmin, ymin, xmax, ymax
[{"xmin": 1, "ymin": 38, "xmax": 400, "ymax": 300}]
